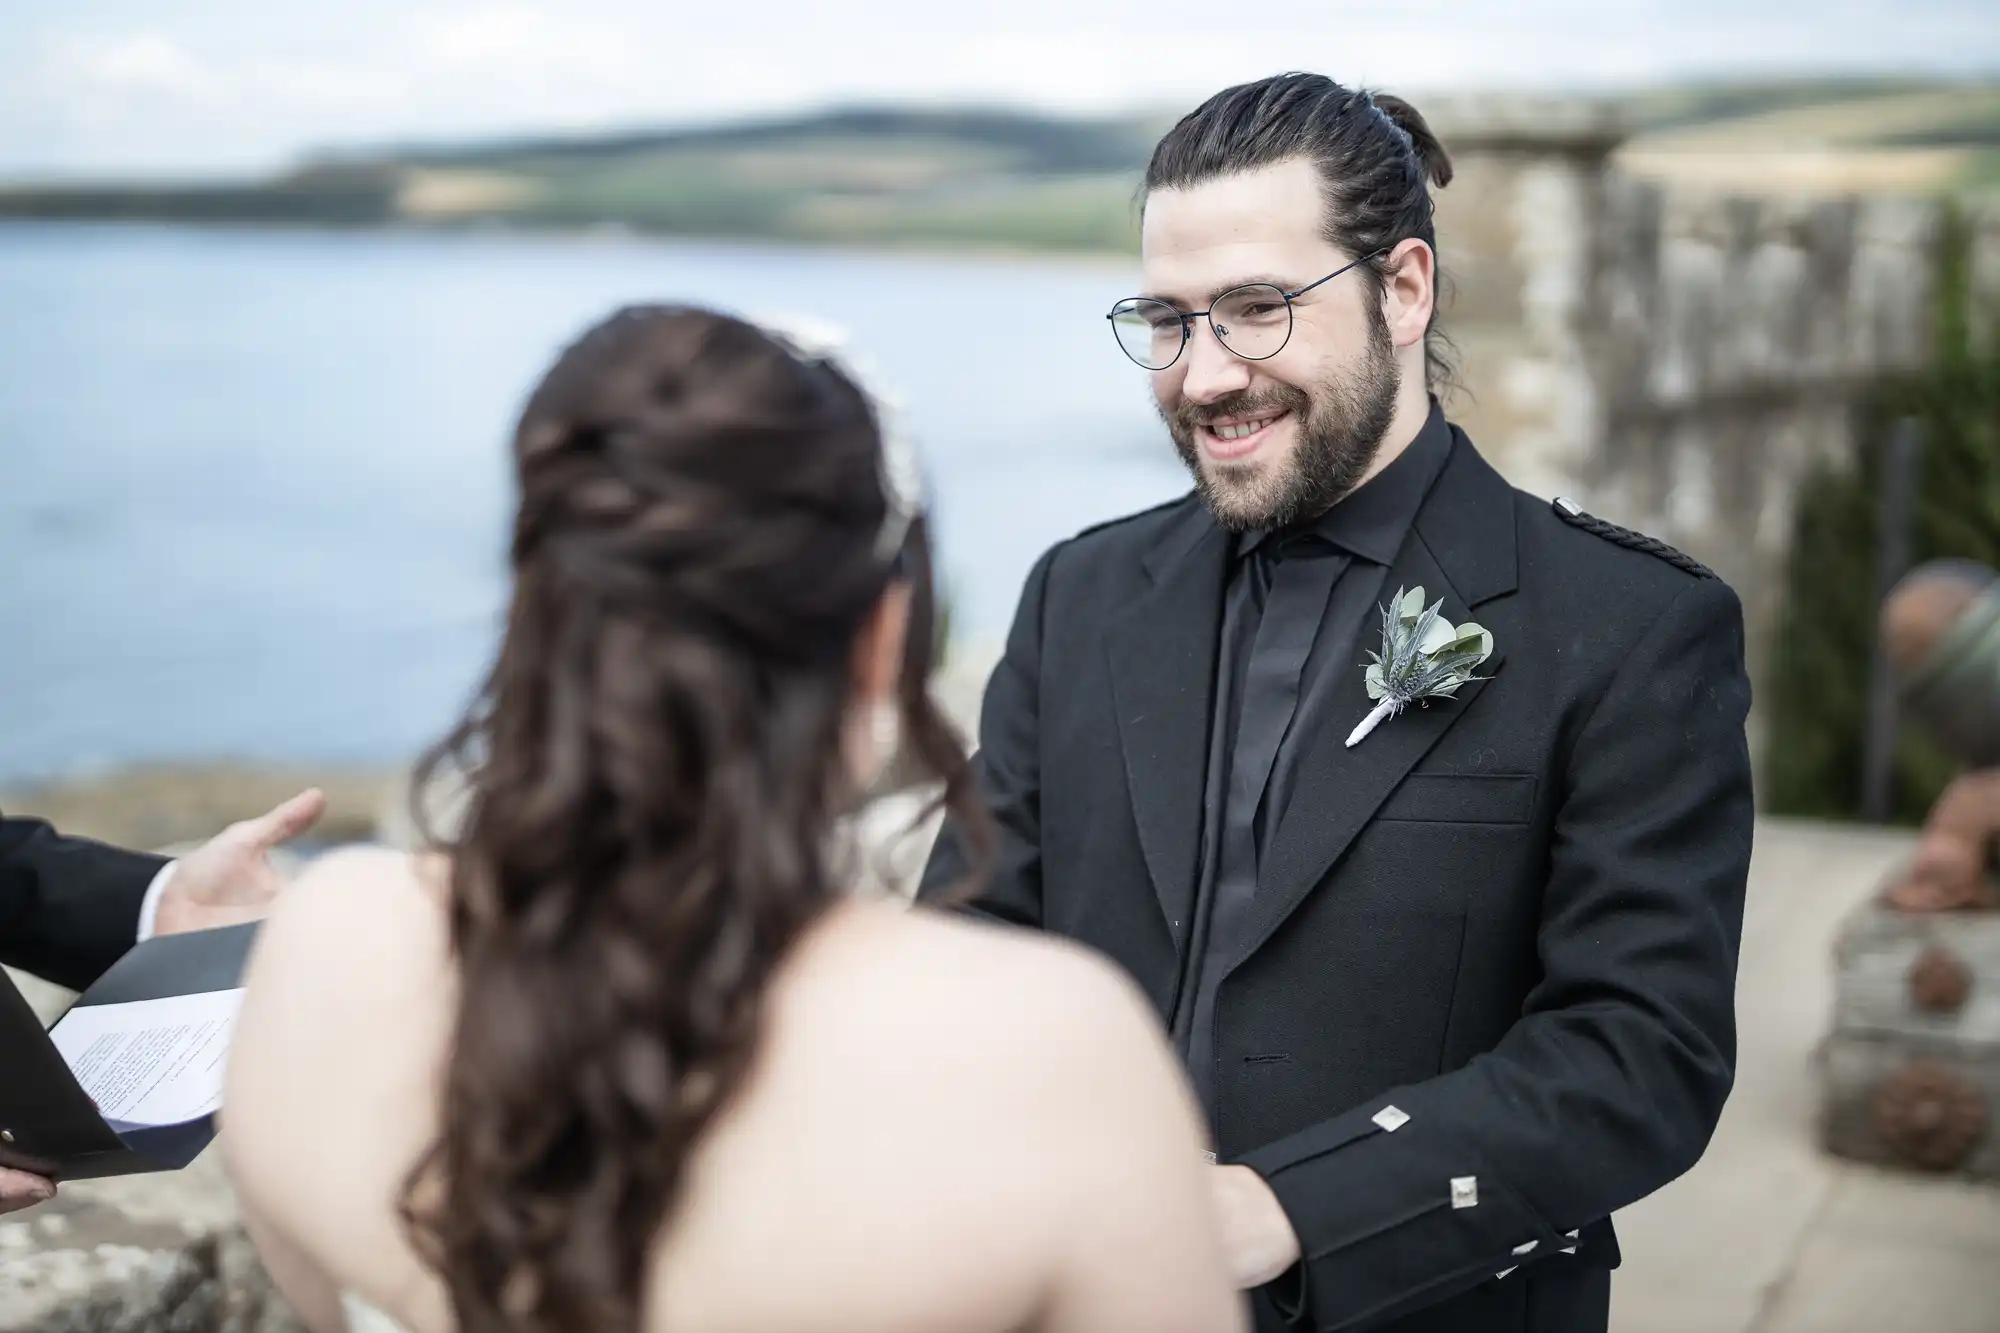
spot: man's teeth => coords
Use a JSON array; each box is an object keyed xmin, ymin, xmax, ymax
[{"xmin": 1211, "ymin": 415, "xmax": 1281, "ymax": 441}]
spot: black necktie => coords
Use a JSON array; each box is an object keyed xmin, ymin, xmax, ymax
[
  {"xmin": 1228, "ymin": 533, "xmax": 1348, "ymax": 864},
  {"xmin": 1175, "ymin": 532, "xmax": 1351, "ymax": 1111}
]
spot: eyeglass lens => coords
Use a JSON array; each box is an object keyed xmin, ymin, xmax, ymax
[{"xmin": 1108, "ymin": 283, "xmax": 1294, "ymax": 370}]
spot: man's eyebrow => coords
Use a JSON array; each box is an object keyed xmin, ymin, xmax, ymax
[{"xmin": 1137, "ymin": 274, "xmax": 1299, "ymax": 307}]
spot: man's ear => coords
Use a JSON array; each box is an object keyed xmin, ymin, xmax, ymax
[{"xmin": 1380, "ymin": 237, "xmax": 1436, "ymax": 353}]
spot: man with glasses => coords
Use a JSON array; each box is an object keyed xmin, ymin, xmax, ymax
[{"xmin": 921, "ymin": 73, "xmax": 1753, "ymax": 1333}]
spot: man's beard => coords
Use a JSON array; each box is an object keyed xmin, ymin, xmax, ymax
[{"xmin": 1164, "ymin": 315, "xmax": 1400, "ymax": 532}]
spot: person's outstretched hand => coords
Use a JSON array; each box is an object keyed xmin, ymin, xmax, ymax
[
  {"xmin": 154, "ymin": 790, "xmax": 327, "ymax": 937},
  {"xmin": 0, "ymin": 1167, "xmax": 55, "ymax": 1217}
]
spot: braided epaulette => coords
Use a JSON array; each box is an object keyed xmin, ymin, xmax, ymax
[{"xmin": 1551, "ymin": 497, "xmax": 1715, "ymax": 580}]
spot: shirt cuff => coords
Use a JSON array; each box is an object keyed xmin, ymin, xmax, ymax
[{"xmin": 136, "ymin": 862, "xmax": 178, "ymax": 942}]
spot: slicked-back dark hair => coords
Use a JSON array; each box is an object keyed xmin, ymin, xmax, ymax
[{"xmin": 1145, "ymin": 72, "xmax": 1458, "ymax": 395}]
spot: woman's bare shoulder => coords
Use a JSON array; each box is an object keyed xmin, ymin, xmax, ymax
[
  {"xmin": 657, "ymin": 901, "xmax": 1212, "ymax": 1332},
  {"xmin": 227, "ymin": 848, "xmax": 453, "ymax": 1123},
  {"xmin": 808, "ymin": 901, "xmax": 1138, "ymax": 1010},
  {"xmin": 222, "ymin": 849, "xmax": 460, "ymax": 1315},
  {"xmin": 780, "ymin": 901, "xmax": 1179, "ymax": 1110},
  {"xmin": 245, "ymin": 847, "xmax": 448, "ymax": 994}
]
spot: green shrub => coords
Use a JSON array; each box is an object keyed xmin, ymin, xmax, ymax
[{"xmin": 1764, "ymin": 207, "xmax": 2000, "ymax": 822}]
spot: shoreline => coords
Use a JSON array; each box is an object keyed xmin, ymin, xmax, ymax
[
  {"xmin": 0, "ymin": 763, "xmax": 399, "ymax": 853},
  {"xmin": 0, "ymin": 214, "xmax": 1142, "ymax": 272}
]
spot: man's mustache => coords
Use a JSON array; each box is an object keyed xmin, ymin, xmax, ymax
[{"xmin": 1170, "ymin": 387, "xmax": 1309, "ymax": 432}]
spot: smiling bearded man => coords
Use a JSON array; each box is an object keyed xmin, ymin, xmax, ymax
[
  {"xmin": 1163, "ymin": 295, "xmax": 1399, "ymax": 534},
  {"xmin": 921, "ymin": 71, "xmax": 1755, "ymax": 1333}
]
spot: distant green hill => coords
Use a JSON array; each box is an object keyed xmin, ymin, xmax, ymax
[
  {"xmin": 1612, "ymin": 75, "xmax": 1985, "ymax": 134},
  {"xmin": 0, "ymin": 106, "xmax": 1168, "ymax": 251},
  {"xmin": 1613, "ymin": 79, "xmax": 2000, "ymax": 194},
  {"xmin": 2, "ymin": 80, "xmax": 1993, "ymax": 251},
  {"xmin": 376, "ymin": 106, "xmax": 1169, "ymax": 251},
  {"xmin": 384, "ymin": 106, "xmax": 1170, "ymax": 174}
]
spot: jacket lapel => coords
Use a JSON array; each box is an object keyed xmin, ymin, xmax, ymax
[
  {"xmin": 1106, "ymin": 504, "xmax": 1231, "ymax": 950},
  {"xmin": 1222, "ymin": 430, "xmax": 1520, "ymax": 974}
]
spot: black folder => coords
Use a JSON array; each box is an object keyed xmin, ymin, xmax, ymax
[{"xmin": 0, "ymin": 923, "xmax": 257, "ymax": 1181}]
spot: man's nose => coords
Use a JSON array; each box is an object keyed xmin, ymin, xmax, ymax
[{"xmin": 1177, "ymin": 320, "xmax": 1252, "ymax": 404}]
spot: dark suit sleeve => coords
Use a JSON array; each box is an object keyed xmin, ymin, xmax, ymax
[
  {"xmin": 916, "ymin": 543, "xmax": 1061, "ymax": 926},
  {"xmin": 0, "ymin": 813, "xmax": 166, "ymax": 991},
  {"xmin": 1238, "ymin": 577, "xmax": 1755, "ymax": 1331}
]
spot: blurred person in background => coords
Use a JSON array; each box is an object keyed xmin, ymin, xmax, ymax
[
  {"xmin": 922, "ymin": 72, "xmax": 1754, "ymax": 1333},
  {"xmin": 221, "ymin": 306, "xmax": 1244, "ymax": 1333},
  {"xmin": 0, "ymin": 789, "xmax": 324, "ymax": 1215}
]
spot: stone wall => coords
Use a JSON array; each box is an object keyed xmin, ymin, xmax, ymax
[
  {"xmin": 1423, "ymin": 99, "xmax": 1626, "ymax": 507},
  {"xmin": 1426, "ymin": 100, "xmax": 2000, "ymax": 770}
]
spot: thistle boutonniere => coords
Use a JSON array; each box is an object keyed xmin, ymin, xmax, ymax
[{"xmin": 1346, "ymin": 586, "xmax": 1494, "ymax": 747}]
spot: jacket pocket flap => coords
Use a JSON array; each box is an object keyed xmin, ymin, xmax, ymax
[{"xmin": 1378, "ymin": 773, "xmax": 1536, "ymax": 825}]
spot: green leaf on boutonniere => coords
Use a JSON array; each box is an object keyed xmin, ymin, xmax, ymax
[{"xmin": 1347, "ymin": 587, "xmax": 1495, "ymax": 747}]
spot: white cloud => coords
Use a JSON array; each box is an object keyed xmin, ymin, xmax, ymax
[
  {"xmin": 413, "ymin": 5, "xmax": 634, "ymax": 76},
  {"xmin": 49, "ymin": 32, "xmax": 218, "ymax": 101},
  {"xmin": 0, "ymin": 0, "xmax": 1993, "ymax": 177}
]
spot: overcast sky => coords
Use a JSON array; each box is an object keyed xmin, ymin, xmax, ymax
[{"xmin": 4, "ymin": 0, "xmax": 1996, "ymax": 179}]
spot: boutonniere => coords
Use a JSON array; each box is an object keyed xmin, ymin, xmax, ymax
[{"xmin": 1346, "ymin": 586, "xmax": 1494, "ymax": 747}]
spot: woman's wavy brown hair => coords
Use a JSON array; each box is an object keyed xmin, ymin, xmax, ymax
[{"xmin": 402, "ymin": 305, "xmax": 990, "ymax": 1333}]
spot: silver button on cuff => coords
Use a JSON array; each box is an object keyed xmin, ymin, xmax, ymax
[{"xmin": 1372, "ymin": 1105, "xmax": 1411, "ymax": 1133}]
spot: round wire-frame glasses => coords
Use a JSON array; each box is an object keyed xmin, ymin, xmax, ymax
[{"xmin": 1105, "ymin": 248, "xmax": 1387, "ymax": 371}]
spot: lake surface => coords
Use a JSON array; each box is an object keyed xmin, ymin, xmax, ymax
[{"xmin": 0, "ymin": 223, "xmax": 1188, "ymax": 781}]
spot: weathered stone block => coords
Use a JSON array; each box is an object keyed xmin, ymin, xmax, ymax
[
  {"xmin": 14, "ymin": 1226, "xmax": 303, "ymax": 1333},
  {"xmin": 1819, "ymin": 900, "xmax": 2000, "ymax": 1180},
  {"xmin": 1818, "ymin": 1034, "xmax": 1998, "ymax": 1178},
  {"xmin": 1832, "ymin": 905, "xmax": 2000, "ymax": 1044}
]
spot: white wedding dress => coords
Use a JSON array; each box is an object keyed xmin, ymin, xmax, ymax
[{"xmin": 341, "ymin": 1290, "xmax": 410, "ymax": 1333}]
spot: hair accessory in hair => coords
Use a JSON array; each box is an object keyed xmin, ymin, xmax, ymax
[{"xmin": 748, "ymin": 311, "xmax": 924, "ymax": 563}]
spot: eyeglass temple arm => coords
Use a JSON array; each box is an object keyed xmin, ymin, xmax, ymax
[
  {"xmin": 1283, "ymin": 246, "xmax": 1391, "ymax": 300},
  {"xmin": 1106, "ymin": 245, "xmax": 1392, "ymax": 320}
]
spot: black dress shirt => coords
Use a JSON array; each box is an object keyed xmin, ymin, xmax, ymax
[{"xmin": 1172, "ymin": 403, "xmax": 1455, "ymax": 1115}]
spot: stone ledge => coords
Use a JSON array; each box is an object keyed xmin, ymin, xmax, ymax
[
  {"xmin": 9, "ymin": 1225, "xmax": 302, "ymax": 1333},
  {"xmin": 0, "ymin": 1153, "xmax": 267, "ymax": 1332}
]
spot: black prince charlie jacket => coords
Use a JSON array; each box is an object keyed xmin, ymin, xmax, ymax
[{"xmin": 921, "ymin": 423, "xmax": 1754, "ymax": 1333}]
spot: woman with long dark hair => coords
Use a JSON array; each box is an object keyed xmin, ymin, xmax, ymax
[{"xmin": 220, "ymin": 306, "xmax": 1241, "ymax": 1333}]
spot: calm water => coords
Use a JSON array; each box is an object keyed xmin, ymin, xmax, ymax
[{"xmin": 0, "ymin": 223, "xmax": 1187, "ymax": 781}]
